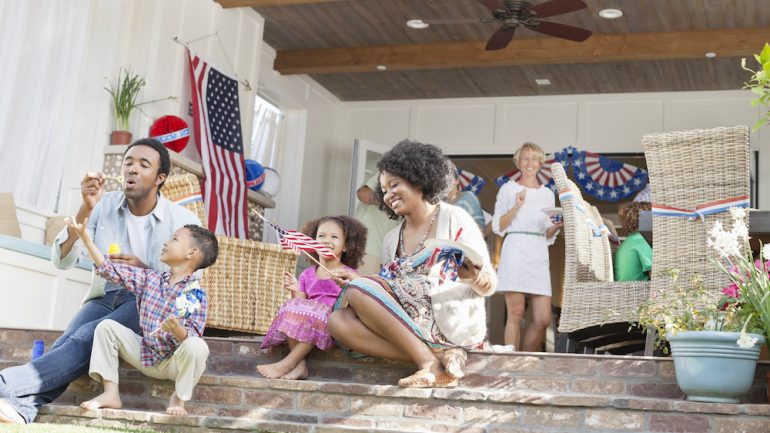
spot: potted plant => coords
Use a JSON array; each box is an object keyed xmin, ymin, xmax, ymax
[
  {"xmin": 639, "ymin": 208, "xmax": 767, "ymax": 403},
  {"xmin": 104, "ymin": 68, "xmax": 175, "ymax": 145},
  {"xmin": 742, "ymin": 42, "xmax": 770, "ymax": 131}
]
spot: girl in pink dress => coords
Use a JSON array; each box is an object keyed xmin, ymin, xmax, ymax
[{"xmin": 258, "ymin": 215, "xmax": 367, "ymax": 380}]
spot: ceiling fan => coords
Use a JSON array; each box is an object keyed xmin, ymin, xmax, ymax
[{"xmin": 414, "ymin": 0, "xmax": 593, "ymax": 51}]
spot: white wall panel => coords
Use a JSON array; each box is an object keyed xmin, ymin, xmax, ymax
[
  {"xmin": 415, "ymin": 105, "xmax": 496, "ymax": 153},
  {"xmin": 584, "ymin": 100, "xmax": 665, "ymax": 152},
  {"xmin": 672, "ymin": 98, "xmax": 761, "ymax": 149},
  {"xmin": 347, "ymin": 108, "xmax": 411, "ymax": 147},
  {"xmin": 502, "ymin": 102, "xmax": 579, "ymax": 152}
]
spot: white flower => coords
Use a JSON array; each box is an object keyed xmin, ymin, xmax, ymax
[
  {"xmin": 737, "ymin": 332, "xmax": 759, "ymax": 349},
  {"xmin": 709, "ymin": 221, "xmax": 724, "ymax": 238},
  {"xmin": 763, "ymin": 244, "xmax": 770, "ymax": 261},
  {"xmin": 733, "ymin": 221, "xmax": 749, "ymax": 241},
  {"xmin": 729, "ymin": 207, "xmax": 747, "ymax": 221}
]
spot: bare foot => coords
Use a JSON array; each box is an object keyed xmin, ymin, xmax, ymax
[
  {"xmin": 80, "ymin": 392, "xmax": 122, "ymax": 411},
  {"xmin": 280, "ymin": 359, "xmax": 308, "ymax": 380},
  {"xmin": 165, "ymin": 392, "xmax": 187, "ymax": 416},
  {"xmin": 256, "ymin": 359, "xmax": 295, "ymax": 379}
]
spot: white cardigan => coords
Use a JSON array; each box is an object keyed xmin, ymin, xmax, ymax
[{"xmin": 382, "ymin": 202, "xmax": 497, "ymax": 346}]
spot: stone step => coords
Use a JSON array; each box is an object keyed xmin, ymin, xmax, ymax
[
  {"xmin": 3, "ymin": 328, "xmax": 769, "ymax": 404},
  {"xmin": 35, "ymin": 385, "xmax": 770, "ymax": 433},
  {"xmin": 4, "ymin": 328, "xmax": 770, "ymax": 432}
]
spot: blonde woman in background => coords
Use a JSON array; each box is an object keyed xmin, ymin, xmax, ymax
[{"xmin": 492, "ymin": 143, "xmax": 562, "ymax": 352}]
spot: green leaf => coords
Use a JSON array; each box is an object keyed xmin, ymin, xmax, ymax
[
  {"xmin": 760, "ymin": 42, "xmax": 770, "ymax": 65},
  {"xmin": 754, "ymin": 117, "xmax": 768, "ymax": 132}
]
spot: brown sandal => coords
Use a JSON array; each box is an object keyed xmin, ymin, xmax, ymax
[
  {"xmin": 398, "ymin": 369, "xmax": 436, "ymax": 388},
  {"xmin": 433, "ymin": 371, "xmax": 459, "ymax": 388},
  {"xmin": 442, "ymin": 348, "xmax": 467, "ymax": 379}
]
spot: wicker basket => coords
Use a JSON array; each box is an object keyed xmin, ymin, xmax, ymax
[
  {"xmin": 162, "ymin": 174, "xmax": 299, "ymax": 334},
  {"xmin": 162, "ymin": 174, "xmax": 207, "ymax": 225},
  {"xmin": 552, "ymin": 162, "xmax": 650, "ymax": 333},
  {"xmin": 203, "ymin": 236, "xmax": 298, "ymax": 333},
  {"xmin": 643, "ymin": 126, "xmax": 750, "ymax": 301}
]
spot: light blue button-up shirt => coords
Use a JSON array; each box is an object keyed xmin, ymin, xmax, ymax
[{"xmin": 52, "ymin": 191, "xmax": 202, "ymax": 302}]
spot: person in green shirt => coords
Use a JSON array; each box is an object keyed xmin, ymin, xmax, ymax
[{"xmin": 614, "ymin": 201, "xmax": 652, "ymax": 281}]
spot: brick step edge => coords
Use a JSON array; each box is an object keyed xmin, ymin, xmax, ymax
[
  {"xmin": 60, "ymin": 374, "xmax": 770, "ymax": 417},
  {"xmin": 37, "ymin": 388, "xmax": 770, "ymax": 433}
]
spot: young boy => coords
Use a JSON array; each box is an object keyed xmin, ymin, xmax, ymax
[{"xmin": 67, "ymin": 218, "xmax": 218, "ymax": 416}]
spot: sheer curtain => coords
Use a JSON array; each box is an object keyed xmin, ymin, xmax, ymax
[
  {"xmin": 0, "ymin": 0, "xmax": 91, "ymax": 211},
  {"xmin": 249, "ymin": 94, "xmax": 283, "ymax": 167}
]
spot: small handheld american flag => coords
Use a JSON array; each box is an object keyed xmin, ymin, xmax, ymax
[{"xmin": 265, "ymin": 220, "xmax": 337, "ymax": 259}]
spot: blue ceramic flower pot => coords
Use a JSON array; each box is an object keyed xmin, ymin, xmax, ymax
[{"xmin": 668, "ymin": 331, "xmax": 765, "ymax": 403}]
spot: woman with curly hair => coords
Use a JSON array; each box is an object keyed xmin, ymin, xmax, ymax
[
  {"xmin": 257, "ymin": 215, "xmax": 367, "ymax": 380},
  {"xmin": 615, "ymin": 201, "xmax": 652, "ymax": 281},
  {"xmin": 329, "ymin": 140, "xmax": 496, "ymax": 388}
]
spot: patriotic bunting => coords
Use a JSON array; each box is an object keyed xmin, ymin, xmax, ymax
[{"xmin": 456, "ymin": 169, "xmax": 486, "ymax": 195}]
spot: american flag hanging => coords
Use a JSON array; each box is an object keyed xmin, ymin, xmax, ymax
[
  {"xmin": 264, "ymin": 220, "xmax": 337, "ymax": 259},
  {"xmin": 188, "ymin": 49, "xmax": 248, "ymax": 238}
]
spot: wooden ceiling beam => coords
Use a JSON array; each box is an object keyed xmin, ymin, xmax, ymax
[
  {"xmin": 274, "ymin": 27, "xmax": 770, "ymax": 75},
  {"xmin": 216, "ymin": 0, "xmax": 345, "ymax": 7}
]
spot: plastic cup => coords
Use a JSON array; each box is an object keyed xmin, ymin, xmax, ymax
[{"xmin": 31, "ymin": 340, "xmax": 45, "ymax": 360}]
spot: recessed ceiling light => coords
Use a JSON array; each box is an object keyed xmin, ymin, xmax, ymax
[
  {"xmin": 406, "ymin": 19, "xmax": 429, "ymax": 29},
  {"xmin": 705, "ymin": 52, "xmax": 717, "ymax": 58},
  {"xmin": 535, "ymin": 78, "xmax": 551, "ymax": 86},
  {"xmin": 376, "ymin": 65, "xmax": 388, "ymax": 71},
  {"xmin": 598, "ymin": 8, "xmax": 623, "ymax": 19}
]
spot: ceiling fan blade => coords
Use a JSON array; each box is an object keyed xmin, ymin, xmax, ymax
[
  {"xmin": 485, "ymin": 25, "xmax": 516, "ymax": 50},
  {"xmin": 528, "ymin": 20, "xmax": 592, "ymax": 42},
  {"xmin": 422, "ymin": 18, "xmax": 483, "ymax": 25},
  {"xmin": 524, "ymin": 0, "xmax": 587, "ymax": 19},
  {"xmin": 476, "ymin": 0, "xmax": 507, "ymax": 13}
]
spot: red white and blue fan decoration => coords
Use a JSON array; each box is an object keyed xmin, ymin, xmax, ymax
[
  {"xmin": 456, "ymin": 169, "xmax": 486, "ymax": 195},
  {"xmin": 572, "ymin": 151, "xmax": 648, "ymax": 202},
  {"xmin": 494, "ymin": 146, "xmax": 647, "ymax": 202}
]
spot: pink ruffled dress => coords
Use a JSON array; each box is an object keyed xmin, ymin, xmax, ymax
[{"xmin": 260, "ymin": 267, "xmax": 349, "ymax": 351}]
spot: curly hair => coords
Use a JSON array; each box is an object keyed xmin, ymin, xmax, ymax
[
  {"xmin": 619, "ymin": 201, "xmax": 651, "ymax": 233},
  {"xmin": 301, "ymin": 215, "xmax": 368, "ymax": 269},
  {"xmin": 374, "ymin": 139, "xmax": 454, "ymax": 219}
]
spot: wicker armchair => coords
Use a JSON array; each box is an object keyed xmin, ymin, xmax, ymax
[
  {"xmin": 642, "ymin": 126, "xmax": 750, "ymax": 302},
  {"xmin": 162, "ymin": 174, "xmax": 298, "ymax": 334},
  {"xmin": 552, "ymin": 162, "xmax": 650, "ymax": 353}
]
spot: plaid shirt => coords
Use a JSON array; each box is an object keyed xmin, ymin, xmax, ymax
[{"xmin": 96, "ymin": 256, "xmax": 208, "ymax": 367}]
